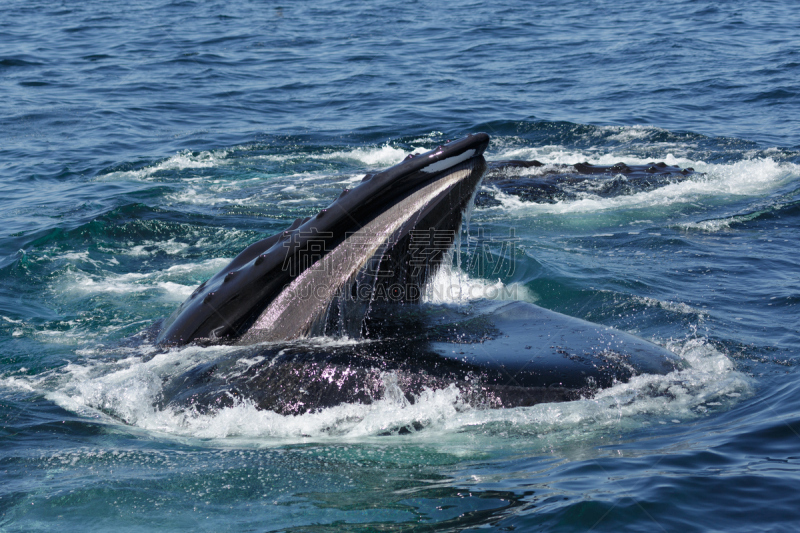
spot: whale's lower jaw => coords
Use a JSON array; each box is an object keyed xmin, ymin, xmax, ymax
[{"xmin": 237, "ymin": 157, "xmax": 486, "ymax": 344}]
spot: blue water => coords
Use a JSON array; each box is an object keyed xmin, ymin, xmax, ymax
[{"xmin": 2, "ymin": 0, "xmax": 799, "ymax": 530}]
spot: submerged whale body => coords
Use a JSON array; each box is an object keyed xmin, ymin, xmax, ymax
[
  {"xmin": 477, "ymin": 159, "xmax": 697, "ymax": 206},
  {"xmin": 157, "ymin": 133, "xmax": 684, "ymax": 415}
]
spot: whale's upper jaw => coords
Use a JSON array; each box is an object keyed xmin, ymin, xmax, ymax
[{"xmin": 156, "ymin": 133, "xmax": 491, "ymax": 346}]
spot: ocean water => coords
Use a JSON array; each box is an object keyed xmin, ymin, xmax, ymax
[{"xmin": 2, "ymin": 0, "xmax": 799, "ymax": 530}]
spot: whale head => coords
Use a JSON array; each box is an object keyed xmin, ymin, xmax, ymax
[{"xmin": 157, "ymin": 133, "xmax": 490, "ymax": 346}]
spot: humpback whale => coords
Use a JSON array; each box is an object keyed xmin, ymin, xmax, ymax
[{"xmin": 157, "ymin": 133, "xmax": 684, "ymax": 415}]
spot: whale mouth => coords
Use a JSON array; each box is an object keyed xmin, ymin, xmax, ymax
[
  {"xmin": 238, "ymin": 154, "xmax": 488, "ymax": 344},
  {"xmin": 157, "ymin": 133, "xmax": 491, "ymax": 346}
]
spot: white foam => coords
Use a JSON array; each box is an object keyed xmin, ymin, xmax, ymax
[
  {"xmin": 422, "ymin": 262, "xmax": 534, "ymax": 304},
  {"xmin": 164, "ymin": 186, "xmax": 241, "ymax": 206},
  {"xmin": 679, "ymin": 217, "xmax": 739, "ymax": 232},
  {"xmin": 408, "ymin": 131, "xmax": 445, "ymax": 144},
  {"xmin": 317, "ymin": 144, "xmax": 413, "ymax": 167},
  {"xmin": 53, "ymin": 258, "xmax": 229, "ymax": 300},
  {"xmin": 633, "ymin": 295, "xmax": 708, "ymax": 317},
  {"xmin": 98, "ymin": 149, "xmax": 229, "ymax": 181},
  {"xmin": 49, "ymin": 251, "xmax": 117, "ymax": 269},
  {"xmin": 601, "ymin": 124, "xmax": 669, "ymax": 142},
  {"xmin": 119, "ymin": 380, "xmax": 466, "ymax": 441},
  {"xmin": 126, "ymin": 238, "xmax": 191, "ymax": 257}
]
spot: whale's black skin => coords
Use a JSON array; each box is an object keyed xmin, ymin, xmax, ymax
[
  {"xmin": 476, "ymin": 160, "xmax": 697, "ymax": 206},
  {"xmin": 156, "ymin": 133, "xmax": 685, "ymax": 415}
]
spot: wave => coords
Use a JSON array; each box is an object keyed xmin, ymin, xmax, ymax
[
  {"xmin": 678, "ymin": 197, "xmax": 800, "ymax": 232},
  {"xmin": 96, "ymin": 149, "xmax": 231, "ymax": 181},
  {"xmin": 81, "ymin": 124, "xmax": 799, "ymax": 223}
]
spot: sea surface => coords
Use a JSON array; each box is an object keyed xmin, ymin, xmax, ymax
[{"xmin": 2, "ymin": 0, "xmax": 800, "ymax": 531}]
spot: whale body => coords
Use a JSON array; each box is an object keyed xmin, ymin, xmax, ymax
[{"xmin": 157, "ymin": 133, "xmax": 684, "ymax": 415}]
